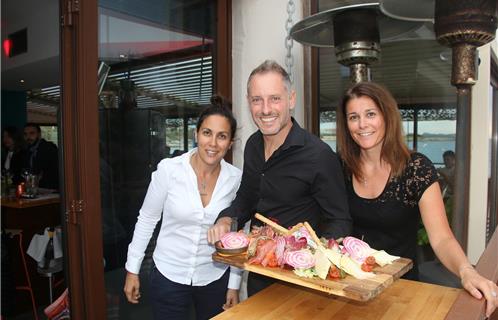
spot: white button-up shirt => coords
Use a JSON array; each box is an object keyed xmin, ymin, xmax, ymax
[{"xmin": 125, "ymin": 148, "xmax": 242, "ymax": 289}]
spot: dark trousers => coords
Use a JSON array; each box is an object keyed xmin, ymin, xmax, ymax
[
  {"xmin": 247, "ymin": 272, "xmax": 277, "ymax": 297},
  {"xmin": 149, "ymin": 267, "xmax": 229, "ymax": 320}
]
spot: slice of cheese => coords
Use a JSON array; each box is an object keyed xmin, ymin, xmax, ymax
[
  {"xmin": 338, "ymin": 255, "xmax": 375, "ymax": 279},
  {"xmin": 313, "ymin": 248, "xmax": 332, "ymax": 279},
  {"xmin": 318, "ymin": 246, "xmax": 374, "ymax": 280},
  {"xmin": 370, "ymin": 250, "xmax": 400, "ymax": 267}
]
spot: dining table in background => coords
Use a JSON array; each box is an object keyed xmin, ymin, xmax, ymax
[{"xmin": 2, "ymin": 191, "xmax": 62, "ymax": 310}]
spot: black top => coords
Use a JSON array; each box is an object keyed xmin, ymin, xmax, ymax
[
  {"xmin": 345, "ymin": 152, "xmax": 438, "ymax": 280},
  {"xmin": 219, "ymin": 119, "xmax": 351, "ymax": 239}
]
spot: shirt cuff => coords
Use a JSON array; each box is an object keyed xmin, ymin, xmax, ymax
[
  {"xmin": 227, "ymin": 266, "xmax": 243, "ymax": 290},
  {"xmin": 125, "ymin": 252, "xmax": 144, "ymax": 274}
]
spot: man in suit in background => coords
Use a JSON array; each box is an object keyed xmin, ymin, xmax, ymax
[{"xmin": 24, "ymin": 123, "xmax": 59, "ymax": 190}]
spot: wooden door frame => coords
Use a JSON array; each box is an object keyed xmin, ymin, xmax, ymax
[
  {"xmin": 60, "ymin": 0, "xmax": 232, "ymax": 318},
  {"xmin": 216, "ymin": 0, "xmax": 233, "ymax": 162},
  {"xmin": 60, "ymin": 0, "xmax": 106, "ymax": 318}
]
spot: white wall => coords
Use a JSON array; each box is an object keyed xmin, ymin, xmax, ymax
[
  {"xmin": 467, "ymin": 39, "xmax": 495, "ymax": 263},
  {"xmin": 231, "ymin": 0, "xmax": 305, "ymax": 168}
]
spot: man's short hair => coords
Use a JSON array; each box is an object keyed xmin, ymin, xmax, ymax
[
  {"xmin": 443, "ymin": 150, "xmax": 455, "ymax": 158},
  {"xmin": 24, "ymin": 122, "xmax": 41, "ymax": 133},
  {"xmin": 247, "ymin": 60, "xmax": 292, "ymax": 95}
]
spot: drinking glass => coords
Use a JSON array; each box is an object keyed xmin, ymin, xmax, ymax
[{"xmin": 25, "ymin": 173, "xmax": 40, "ymax": 197}]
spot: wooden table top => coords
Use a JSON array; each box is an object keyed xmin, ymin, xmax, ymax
[
  {"xmin": 214, "ymin": 279, "xmax": 461, "ymax": 320},
  {"xmin": 1, "ymin": 193, "xmax": 60, "ymax": 209}
]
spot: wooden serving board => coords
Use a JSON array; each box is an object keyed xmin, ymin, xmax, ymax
[{"xmin": 213, "ymin": 253, "xmax": 412, "ymax": 302}]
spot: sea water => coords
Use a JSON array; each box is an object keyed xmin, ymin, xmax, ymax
[{"xmin": 324, "ymin": 140, "xmax": 455, "ymax": 167}]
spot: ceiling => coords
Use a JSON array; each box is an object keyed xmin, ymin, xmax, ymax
[
  {"xmin": 1, "ymin": 0, "xmax": 214, "ymax": 91},
  {"xmin": 1, "ymin": 0, "xmax": 215, "ymax": 123},
  {"xmin": 311, "ymin": 0, "xmax": 456, "ymax": 109},
  {"xmin": 318, "ymin": 38, "xmax": 456, "ymax": 110}
]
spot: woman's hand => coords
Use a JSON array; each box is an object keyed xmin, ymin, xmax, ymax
[
  {"xmin": 222, "ymin": 289, "xmax": 239, "ymax": 310},
  {"xmin": 124, "ymin": 272, "xmax": 141, "ymax": 304},
  {"xmin": 460, "ymin": 266, "xmax": 498, "ymax": 317}
]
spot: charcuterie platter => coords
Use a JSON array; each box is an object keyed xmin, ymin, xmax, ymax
[{"xmin": 213, "ymin": 214, "xmax": 412, "ymax": 302}]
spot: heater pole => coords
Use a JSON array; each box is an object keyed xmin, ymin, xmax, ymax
[{"xmin": 434, "ymin": 0, "xmax": 497, "ymax": 250}]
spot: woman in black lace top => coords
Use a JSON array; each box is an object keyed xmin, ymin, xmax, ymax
[{"xmin": 337, "ymin": 82, "xmax": 497, "ymax": 317}]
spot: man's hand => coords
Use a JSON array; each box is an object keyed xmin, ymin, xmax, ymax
[
  {"xmin": 124, "ymin": 272, "xmax": 141, "ymax": 304},
  {"xmin": 208, "ymin": 217, "xmax": 232, "ymax": 244}
]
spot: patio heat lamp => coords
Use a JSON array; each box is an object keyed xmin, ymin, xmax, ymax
[
  {"xmin": 382, "ymin": 0, "xmax": 497, "ymax": 249},
  {"xmin": 290, "ymin": 1, "xmax": 423, "ymax": 84}
]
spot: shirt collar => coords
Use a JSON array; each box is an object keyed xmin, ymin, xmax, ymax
[
  {"xmin": 280, "ymin": 118, "xmax": 306, "ymax": 150},
  {"xmin": 254, "ymin": 117, "xmax": 306, "ymax": 153}
]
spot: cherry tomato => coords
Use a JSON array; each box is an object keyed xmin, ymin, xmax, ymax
[
  {"xmin": 361, "ymin": 263, "xmax": 373, "ymax": 272},
  {"xmin": 365, "ymin": 256, "xmax": 376, "ymax": 266},
  {"xmin": 328, "ymin": 265, "xmax": 341, "ymax": 279}
]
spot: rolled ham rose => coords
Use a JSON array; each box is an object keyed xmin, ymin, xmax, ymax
[{"xmin": 220, "ymin": 232, "xmax": 249, "ymax": 249}]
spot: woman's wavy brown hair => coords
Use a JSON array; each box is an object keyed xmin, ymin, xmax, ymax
[{"xmin": 336, "ymin": 82, "xmax": 410, "ymax": 179}]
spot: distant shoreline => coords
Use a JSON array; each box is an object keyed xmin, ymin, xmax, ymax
[{"xmin": 320, "ymin": 135, "xmax": 455, "ymax": 142}]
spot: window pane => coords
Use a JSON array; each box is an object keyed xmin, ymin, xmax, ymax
[
  {"xmin": 416, "ymin": 117, "xmax": 456, "ymax": 166},
  {"xmin": 319, "ymin": 110, "xmax": 336, "ymax": 151},
  {"xmin": 40, "ymin": 125, "xmax": 58, "ymax": 146}
]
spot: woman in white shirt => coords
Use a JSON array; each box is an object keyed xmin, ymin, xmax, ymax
[{"xmin": 124, "ymin": 96, "xmax": 242, "ymax": 319}]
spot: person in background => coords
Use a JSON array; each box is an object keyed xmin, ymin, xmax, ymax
[
  {"xmin": 207, "ymin": 60, "xmax": 351, "ymax": 296},
  {"xmin": 23, "ymin": 123, "xmax": 59, "ymax": 189},
  {"xmin": 124, "ymin": 96, "xmax": 242, "ymax": 320},
  {"xmin": 336, "ymin": 82, "xmax": 497, "ymax": 317},
  {"xmin": 438, "ymin": 150, "xmax": 455, "ymax": 200},
  {"xmin": 2, "ymin": 126, "xmax": 27, "ymax": 185}
]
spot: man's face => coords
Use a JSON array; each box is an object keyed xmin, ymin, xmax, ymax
[
  {"xmin": 24, "ymin": 126, "xmax": 41, "ymax": 145},
  {"xmin": 2, "ymin": 132, "xmax": 14, "ymax": 149},
  {"xmin": 247, "ymin": 72, "xmax": 295, "ymax": 138},
  {"xmin": 443, "ymin": 155, "xmax": 455, "ymax": 169}
]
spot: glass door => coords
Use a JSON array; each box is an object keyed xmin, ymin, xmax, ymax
[
  {"xmin": 96, "ymin": 1, "xmax": 229, "ymax": 318},
  {"xmin": 61, "ymin": 1, "xmax": 230, "ymax": 318}
]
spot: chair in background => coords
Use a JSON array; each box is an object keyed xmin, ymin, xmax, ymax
[
  {"xmin": 5, "ymin": 229, "xmax": 39, "ymax": 320},
  {"xmin": 35, "ymin": 227, "xmax": 64, "ymax": 304}
]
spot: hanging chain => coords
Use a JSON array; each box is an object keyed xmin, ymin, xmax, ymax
[{"xmin": 285, "ymin": 0, "xmax": 295, "ymax": 84}]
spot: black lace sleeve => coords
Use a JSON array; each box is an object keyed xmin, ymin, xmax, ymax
[{"xmin": 404, "ymin": 152, "xmax": 439, "ymax": 203}]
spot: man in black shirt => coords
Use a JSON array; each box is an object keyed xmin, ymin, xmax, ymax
[
  {"xmin": 208, "ymin": 60, "xmax": 351, "ymax": 295},
  {"xmin": 24, "ymin": 123, "xmax": 59, "ymax": 190}
]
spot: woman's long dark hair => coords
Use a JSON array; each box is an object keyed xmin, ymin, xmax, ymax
[{"xmin": 337, "ymin": 82, "xmax": 410, "ymax": 179}]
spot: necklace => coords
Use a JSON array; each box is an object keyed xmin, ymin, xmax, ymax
[
  {"xmin": 191, "ymin": 153, "xmax": 219, "ymax": 197},
  {"xmin": 193, "ymin": 163, "xmax": 208, "ymax": 196},
  {"xmin": 198, "ymin": 178, "xmax": 208, "ymax": 196},
  {"xmin": 361, "ymin": 176, "xmax": 367, "ymax": 186}
]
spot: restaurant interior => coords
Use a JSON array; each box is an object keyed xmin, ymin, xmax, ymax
[{"xmin": 1, "ymin": 0, "xmax": 497, "ymax": 319}]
